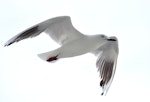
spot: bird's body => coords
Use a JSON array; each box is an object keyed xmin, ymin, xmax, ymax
[
  {"xmin": 38, "ymin": 34, "xmax": 107, "ymax": 63},
  {"xmin": 4, "ymin": 16, "xmax": 119, "ymax": 95}
]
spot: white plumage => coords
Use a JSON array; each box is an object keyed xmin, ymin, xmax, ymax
[{"xmin": 4, "ymin": 16, "xmax": 119, "ymax": 95}]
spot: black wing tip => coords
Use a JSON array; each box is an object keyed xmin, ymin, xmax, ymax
[
  {"xmin": 100, "ymin": 80, "xmax": 105, "ymax": 96},
  {"xmin": 4, "ymin": 42, "xmax": 13, "ymax": 47},
  {"xmin": 4, "ymin": 25, "xmax": 40, "ymax": 47},
  {"xmin": 4, "ymin": 39, "xmax": 16, "ymax": 47},
  {"xmin": 100, "ymin": 80, "xmax": 104, "ymax": 87}
]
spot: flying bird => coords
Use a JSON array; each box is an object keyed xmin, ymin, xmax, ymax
[{"xmin": 4, "ymin": 16, "xmax": 119, "ymax": 95}]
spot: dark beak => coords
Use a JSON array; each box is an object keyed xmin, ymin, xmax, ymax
[{"xmin": 107, "ymin": 38, "xmax": 116, "ymax": 41}]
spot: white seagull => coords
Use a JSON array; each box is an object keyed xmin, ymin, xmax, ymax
[{"xmin": 4, "ymin": 16, "xmax": 119, "ymax": 96}]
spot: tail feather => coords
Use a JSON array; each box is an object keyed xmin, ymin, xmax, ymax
[
  {"xmin": 37, "ymin": 49, "xmax": 60, "ymax": 62},
  {"xmin": 38, "ymin": 51, "xmax": 52, "ymax": 61}
]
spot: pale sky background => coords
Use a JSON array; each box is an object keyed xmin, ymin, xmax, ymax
[{"xmin": 0, "ymin": 0, "xmax": 150, "ymax": 102}]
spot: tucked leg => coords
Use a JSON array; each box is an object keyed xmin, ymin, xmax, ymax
[{"xmin": 46, "ymin": 55, "xmax": 58, "ymax": 62}]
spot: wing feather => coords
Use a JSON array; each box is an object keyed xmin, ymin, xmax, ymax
[
  {"xmin": 95, "ymin": 41, "xmax": 119, "ymax": 96},
  {"xmin": 4, "ymin": 16, "xmax": 83, "ymax": 46}
]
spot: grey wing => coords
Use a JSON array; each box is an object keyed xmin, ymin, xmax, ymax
[
  {"xmin": 44, "ymin": 16, "xmax": 83, "ymax": 45},
  {"xmin": 95, "ymin": 42, "xmax": 118, "ymax": 96},
  {"xmin": 4, "ymin": 16, "xmax": 83, "ymax": 46}
]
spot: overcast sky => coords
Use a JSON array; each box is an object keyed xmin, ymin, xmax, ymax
[{"xmin": 0, "ymin": 0, "xmax": 150, "ymax": 102}]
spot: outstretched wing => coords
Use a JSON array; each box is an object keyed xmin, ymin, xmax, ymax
[
  {"xmin": 95, "ymin": 40, "xmax": 119, "ymax": 96},
  {"xmin": 4, "ymin": 16, "xmax": 83, "ymax": 46}
]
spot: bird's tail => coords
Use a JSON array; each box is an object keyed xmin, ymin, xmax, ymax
[{"xmin": 38, "ymin": 49, "xmax": 60, "ymax": 62}]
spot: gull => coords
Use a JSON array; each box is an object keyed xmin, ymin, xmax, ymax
[{"xmin": 4, "ymin": 16, "xmax": 119, "ymax": 95}]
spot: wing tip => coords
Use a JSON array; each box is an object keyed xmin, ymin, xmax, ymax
[
  {"xmin": 4, "ymin": 41, "xmax": 14, "ymax": 47},
  {"xmin": 4, "ymin": 25, "xmax": 40, "ymax": 47},
  {"xmin": 4, "ymin": 36, "xmax": 17, "ymax": 47}
]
